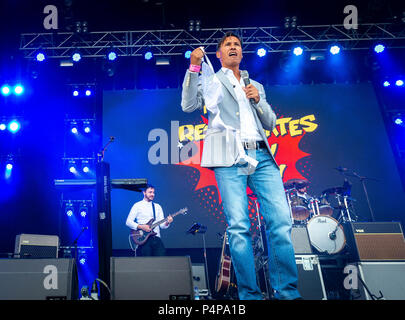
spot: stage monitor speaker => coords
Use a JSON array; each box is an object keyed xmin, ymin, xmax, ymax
[
  {"xmin": 344, "ymin": 222, "xmax": 405, "ymax": 261},
  {"xmin": 111, "ymin": 256, "xmax": 194, "ymax": 300},
  {"xmin": 350, "ymin": 262, "xmax": 405, "ymax": 300},
  {"xmin": 291, "ymin": 226, "xmax": 313, "ymax": 254},
  {"xmin": 0, "ymin": 258, "xmax": 78, "ymax": 300},
  {"xmin": 14, "ymin": 234, "xmax": 59, "ymax": 258}
]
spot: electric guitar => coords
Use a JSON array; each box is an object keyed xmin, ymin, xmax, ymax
[
  {"xmin": 130, "ymin": 207, "xmax": 188, "ymax": 246},
  {"xmin": 215, "ymin": 231, "xmax": 232, "ymax": 293}
]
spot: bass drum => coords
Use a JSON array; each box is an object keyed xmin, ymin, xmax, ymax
[{"xmin": 306, "ymin": 215, "xmax": 346, "ymax": 254}]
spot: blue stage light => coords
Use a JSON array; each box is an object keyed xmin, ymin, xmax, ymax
[
  {"xmin": 185, "ymin": 50, "xmax": 192, "ymax": 59},
  {"xmin": 73, "ymin": 90, "xmax": 79, "ymax": 97},
  {"xmin": 14, "ymin": 85, "xmax": 24, "ymax": 95},
  {"xmin": 394, "ymin": 117, "xmax": 403, "ymax": 125},
  {"xmin": 36, "ymin": 52, "xmax": 46, "ymax": 62},
  {"xmin": 8, "ymin": 120, "xmax": 21, "ymax": 133},
  {"xmin": 1, "ymin": 85, "xmax": 11, "ymax": 96},
  {"xmin": 374, "ymin": 44, "xmax": 385, "ymax": 53},
  {"xmin": 71, "ymin": 127, "xmax": 78, "ymax": 134},
  {"xmin": 6, "ymin": 163, "xmax": 13, "ymax": 170},
  {"xmin": 144, "ymin": 51, "xmax": 153, "ymax": 60},
  {"xmin": 257, "ymin": 48, "xmax": 267, "ymax": 57},
  {"xmin": 293, "ymin": 46, "xmax": 303, "ymax": 56},
  {"xmin": 396, "ymin": 80, "xmax": 404, "ymax": 87},
  {"xmin": 107, "ymin": 51, "xmax": 117, "ymax": 61},
  {"xmin": 85, "ymin": 90, "xmax": 92, "ymax": 96},
  {"xmin": 383, "ymin": 81, "xmax": 390, "ymax": 87},
  {"xmin": 72, "ymin": 52, "xmax": 81, "ymax": 62},
  {"xmin": 330, "ymin": 45, "xmax": 341, "ymax": 55},
  {"xmin": 0, "ymin": 123, "xmax": 6, "ymax": 131}
]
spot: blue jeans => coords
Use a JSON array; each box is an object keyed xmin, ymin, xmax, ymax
[{"xmin": 214, "ymin": 148, "xmax": 300, "ymax": 300}]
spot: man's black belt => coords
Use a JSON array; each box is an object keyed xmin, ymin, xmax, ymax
[{"xmin": 242, "ymin": 140, "xmax": 267, "ymax": 150}]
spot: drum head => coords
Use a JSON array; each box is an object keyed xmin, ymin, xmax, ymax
[
  {"xmin": 289, "ymin": 193, "xmax": 311, "ymax": 221},
  {"xmin": 306, "ymin": 215, "xmax": 345, "ymax": 254}
]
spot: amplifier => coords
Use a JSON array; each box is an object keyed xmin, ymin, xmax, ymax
[
  {"xmin": 14, "ymin": 234, "xmax": 59, "ymax": 258},
  {"xmin": 344, "ymin": 222, "xmax": 405, "ymax": 261},
  {"xmin": 111, "ymin": 256, "xmax": 194, "ymax": 300},
  {"xmin": 0, "ymin": 259, "xmax": 78, "ymax": 300},
  {"xmin": 291, "ymin": 226, "xmax": 313, "ymax": 254}
]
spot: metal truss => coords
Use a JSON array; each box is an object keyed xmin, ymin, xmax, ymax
[{"xmin": 20, "ymin": 23, "xmax": 405, "ymax": 59}]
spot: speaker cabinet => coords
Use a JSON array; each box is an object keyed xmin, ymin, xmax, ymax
[
  {"xmin": 110, "ymin": 256, "xmax": 194, "ymax": 300},
  {"xmin": 351, "ymin": 262, "xmax": 405, "ymax": 300},
  {"xmin": 344, "ymin": 222, "xmax": 405, "ymax": 261},
  {"xmin": 291, "ymin": 226, "xmax": 313, "ymax": 254},
  {"xmin": 14, "ymin": 234, "xmax": 59, "ymax": 258},
  {"xmin": 191, "ymin": 263, "xmax": 208, "ymax": 296},
  {"xmin": 0, "ymin": 259, "xmax": 78, "ymax": 300}
]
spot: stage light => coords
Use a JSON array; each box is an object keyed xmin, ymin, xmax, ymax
[
  {"xmin": 72, "ymin": 52, "xmax": 81, "ymax": 62},
  {"xmin": 185, "ymin": 50, "xmax": 192, "ymax": 59},
  {"xmin": 394, "ymin": 117, "xmax": 403, "ymax": 125},
  {"xmin": 374, "ymin": 44, "xmax": 385, "ymax": 53},
  {"xmin": 14, "ymin": 85, "xmax": 24, "ymax": 95},
  {"xmin": 79, "ymin": 205, "xmax": 88, "ymax": 218},
  {"xmin": 65, "ymin": 203, "xmax": 74, "ymax": 217},
  {"xmin": 5, "ymin": 161, "xmax": 13, "ymax": 179},
  {"xmin": 6, "ymin": 163, "xmax": 13, "ymax": 170},
  {"xmin": 73, "ymin": 90, "xmax": 79, "ymax": 96},
  {"xmin": 256, "ymin": 48, "xmax": 267, "ymax": 57},
  {"xmin": 0, "ymin": 123, "xmax": 6, "ymax": 131},
  {"xmin": 1, "ymin": 85, "xmax": 11, "ymax": 96},
  {"xmin": 293, "ymin": 46, "xmax": 303, "ymax": 56},
  {"xmin": 8, "ymin": 120, "xmax": 21, "ymax": 133},
  {"xmin": 144, "ymin": 51, "xmax": 153, "ymax": 60},
  {"xmin": 107, "ymin": 51, "xmax": 117, "ymax": 61},
  {"xmin": 79, "ymin": 256, "xmax": 87, "ymax": 265},
  {"xmin": 383, "ymin": 81, "xmax": 391, "ymax": 87},
  {"xmin": 330, "ymin": 45, "xmax": 341, "ymax": 55},
  {"xmin": 85, "ymin": 89, "xmax": 92, "ymax": 96},
  {"xmin": 396, "ymin": 80, "xmax": 404, "ymax": 87},
  {"xmin": 36, "ymin": 52, "xmax": 46, "ymax": 62},
  {"xmin": 71, "ymin": 126, "xmax": 78, "ymax": 134},
  {"xmin": 84, "ymin": 126, "xmax": 91, "ymax": 133}
]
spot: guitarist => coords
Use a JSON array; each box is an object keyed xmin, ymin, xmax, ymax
[{"xmin": 126, "ymin": 184, "xmax": 173, "ymax": 256}]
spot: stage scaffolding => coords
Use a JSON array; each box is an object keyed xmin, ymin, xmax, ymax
[{"xmin": 20, "ymin": 23, "xmax": 405, "ymax": 59}]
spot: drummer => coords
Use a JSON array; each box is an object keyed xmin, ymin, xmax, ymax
[{"xmin": 296, "ymin": 184, "xmax": 310, "ymax": 200}]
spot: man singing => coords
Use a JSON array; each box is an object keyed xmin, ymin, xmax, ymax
[{"xmin": 181, "ymin": 32, "xmax": 301, "ymax": 300}]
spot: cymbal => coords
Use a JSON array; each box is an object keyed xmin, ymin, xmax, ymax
[{"xmin": 283, "ymin": 179, "xmax": 309, "ymax": 189}]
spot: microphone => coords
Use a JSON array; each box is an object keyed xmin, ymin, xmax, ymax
[{"xmin": 240, "ymin": 70, "xmax": 264, "ymax": 115}]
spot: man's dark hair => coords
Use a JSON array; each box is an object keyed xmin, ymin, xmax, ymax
[
  {"xmin": 216, "ymin": 31, "xmax": 243, "ymax": 51},
  {"xmin": 143, "ymin": 184, "xmax": 155, "ymax": 191}
]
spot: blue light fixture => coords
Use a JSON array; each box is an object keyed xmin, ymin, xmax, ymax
[
  {"xmin": 394, "ymin": 117, "xmax": 403, "ymax": 125},
  {"xmin": 184, "ymin": 50, "xmax": 192, "ymax": 59},
  {"xmin": 293, "ymin": 46, "xmax": 303, "ymax": 56},
  {"xmin": 374, "ymin": 44, "xmax": 385, "ymax": 54},
  {"xmin": 107, "ymin": 51, "xmax": 117, "ymax": 61},
  {"xmin": 8, "ymin": 120, "xmax": 21, "ymax": 133},
  {"xmin": 383, "ymin": 81, "xmax": 390, "ymax": 87},
  {"xmin": 72, "ymin": 52, "xmax": 81, "ymax": 62},
  {"xmin": 36, "ymin": 52, "xmax": 46, "ymax": 62},
  {"xmin": 144, "ymin": 51, "xmax": 153, "ymax": 60},
  {"xmin": 256, "ymin": 48, "xmax": 267, "ymax": 57},
  {"xmin": 1, "ymin": 85, "xmax": 11, "ymax": 96},
  {"xmin": 85, "ymin": 89, "xmax": 92, "ymax": 96},
  {"xmin": 0, "ymin": 123, "xmax": 6, "ymax": 131},
  {"xmin": 395, "ymin": 80, "xmax": 404, "ymax": 87},
  {"xmin": 330, "ymin": 45, "xmax": 341, "ymax": 55},
  {"xmin": 14, "ymin": 85, "xmax": 24, "ymax": 95}
]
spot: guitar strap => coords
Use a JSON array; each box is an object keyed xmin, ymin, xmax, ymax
[{"xmin": 152, "ymin": 202, "xmax": 156, "ymax": 221}]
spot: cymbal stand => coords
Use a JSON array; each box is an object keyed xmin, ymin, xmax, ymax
[
  {"xmin": 285, "ymin": 189, "xmax": 295, "ymax": 224},
  {"xmin": 352, "ymin": 171, "xmax": 376, "ymax": 222},
  {"xmin": 253, "ymin": 198, "xmax": 271, "ymax": 300}
]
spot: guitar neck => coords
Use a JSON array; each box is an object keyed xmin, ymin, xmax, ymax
[{"xmin": 150, "ymin": 211, "xmax": 182, "ymax": 229}]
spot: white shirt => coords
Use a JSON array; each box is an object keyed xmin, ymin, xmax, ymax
[
  {"xmin": 221, "ymin": 67, "xmax": 263, "ymax": 142},
  {"xmin": 126, "ymin": 199, "xmax": 169, "ymax": 238}
]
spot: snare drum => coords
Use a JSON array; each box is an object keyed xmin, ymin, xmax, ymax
[{"xmin": 306, "ymin": 215, "xmax": 346, "ymax": 254}]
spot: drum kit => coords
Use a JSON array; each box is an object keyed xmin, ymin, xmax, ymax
[{"xmin": 284, "ymin": 178, "xmax": 357, "ymax": 255}]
